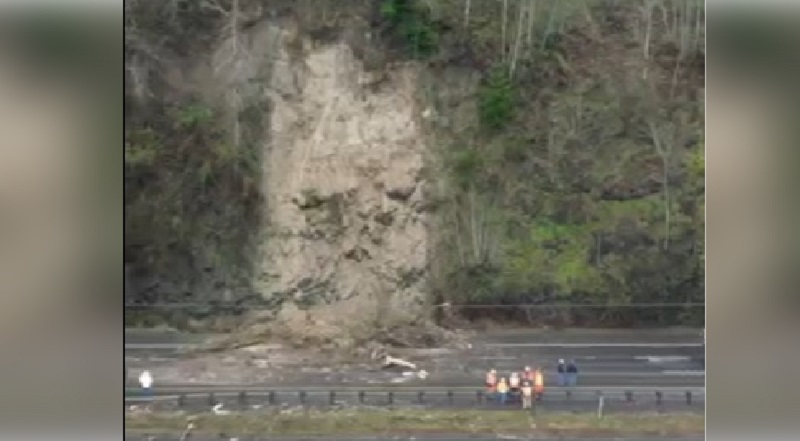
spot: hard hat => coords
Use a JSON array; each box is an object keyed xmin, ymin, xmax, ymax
[
  {"xmin": 558, "ymin": 358, "xmax": 565, "ymax": 364},
  {"xmin": 524, "ymin": 366, "xmax": 531, "ymax": 370},
  {"xmin": 490, "ymin": 369, "xmax": 496, "ymax": 373}
]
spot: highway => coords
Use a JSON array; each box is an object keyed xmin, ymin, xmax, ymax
[
  {"xmin": 125, "ymin": 328, "xmax": 704, "ymax": 409},
  {"xmin": 126, "ymin": 437, "xmax": 704, "ymax": 441}
]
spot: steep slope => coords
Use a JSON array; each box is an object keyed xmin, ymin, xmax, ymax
[
  {"xmin": 259, "ymin": 27, "xmax": 428, "ymax": 322},
  {"xmin": 125, "ymin": 0, "xmax": 705, "ymax": 337}
]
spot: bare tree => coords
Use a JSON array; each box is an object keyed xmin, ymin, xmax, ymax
[
  {"xmin": 640, "ymin": 0, "xmax": 655, "ymax": 80},
  {"xmin": 502, "ymin": 0, "xmax": 509, "ymax": 62},
  {"xmin": 509, "ymin": 0, "xmax": 528, "ymax": 79},
  {"xmin": 448, "ymin": 180, "xmax": 498, "ymax": 270},
  {"xmin": 647, "ymin": 118, "xmax": 671, "ymax": 250},
  {"xmin": 525, "ymin": 0, "xmax": 538, "ymax": 46},
  {"xmin": 657, "ymin": 0, "xmax": 704, "ymax": 97},
  {"xmin": 540, "ymin": 0, "xmax": 560, "ymax": 50}
]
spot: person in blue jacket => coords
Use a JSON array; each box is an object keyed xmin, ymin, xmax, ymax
[
  {"xmin": 556, "ymin": 359, "xmax": 566, "ymax": 386},
  {"xmin": 566, "ymin": 359, "xmax": 578, "ymax": 387}
]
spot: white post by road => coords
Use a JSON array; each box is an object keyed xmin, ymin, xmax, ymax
[
  {"xmin": 139, "ymin": 370, "xmax": 153, "ymax": 398},
  {"xmin": 597, "ymin": 394, "xmax": 605, "ymax": 419}
]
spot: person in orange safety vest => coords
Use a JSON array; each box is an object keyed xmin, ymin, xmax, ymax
[
  {"xmin": 496, "ymin": 377, "xmax": 509, "ymax": 405},
  {"xmin": 533, "ymin": 367, "xmax": 545, "ymax": 401},
  {"xmin": 508, "ymin": 371, "xmax": 521, "ymax": 403},
  {"xmin": 509, "ymin": 371, "xmax": 521, "ymax": 390},
  {"xmin": 485, "ymin": 369, "xmax": 498, "ymax": 393},
  {"xmin": 523, "ymin": 365, "xmax": 534, "ymax": 382}
]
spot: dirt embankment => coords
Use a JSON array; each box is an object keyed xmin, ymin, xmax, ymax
[
  {"xmin": 256, "ymin": 26, "xmax": 431, "ymax": 347},
  {"xmin": 128, "ymin": 12, "xmax": 474, "ymax": 350}
]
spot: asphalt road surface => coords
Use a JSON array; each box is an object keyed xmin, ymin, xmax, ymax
[
  {"xmin": 126, "ymin": 329, "xmax": 705, "ymax": 389},
  {"xmin": 126, "ymin": 437, "xmax": 704, "ymax": 441},
  {"xmin": 125, "ymin": 328, "xmax": 705, "ymax": 389}
]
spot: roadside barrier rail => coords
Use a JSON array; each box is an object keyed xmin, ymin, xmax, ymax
[{"xmin": 125, "ymin": 387, "xmax": 705, "ymax": 408}]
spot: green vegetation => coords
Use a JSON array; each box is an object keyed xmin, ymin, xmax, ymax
[
  {"xmin": 125, "ymin": 95, "xmax": 263, "ymax": 303},
  {"xmin": 426, "ymin": 0, "xmax": 705, "ymax": 326},
  {"xmin": 125, "ymin": 0, "xmax": 705, "ymax": 328},
  {"xmin": 479, "ymin": 64, "xmax": 516, "ymax": 131},
  {"xmin": 126, "ymin": 409, "xmax": 704, "ymax": 437},
  {"xmin": 380, "ymin": 0, "xmax": 440, "ymax": 58}
]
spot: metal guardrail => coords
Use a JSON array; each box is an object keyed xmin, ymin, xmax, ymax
[
  {"xmin": 125, "ymin": 384, "xmax": 704, "ymax": 392},
  {"xmin": 125, "ymin": 387, "xmax": 705, "ymax": 407}
]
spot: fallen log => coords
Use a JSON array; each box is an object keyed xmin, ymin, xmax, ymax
[{"xmin": 382, "ymin": 355, "xmax": 417, "ymax": 370}]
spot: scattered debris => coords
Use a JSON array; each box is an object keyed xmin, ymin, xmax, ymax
[
  {"xmin": 382, "ymin": 355, "xmax": 417, "ymax": 371},
  {"xmin": 178, "ymin": 420, "xmax": 194, "ymax": 441},
  {"xmin": 380, "ymin": 355, "xmax": 429, "ymax": 382},
  {"xmin": 212, "ymin": 403, "xmax": 231, "ymax": 415}
]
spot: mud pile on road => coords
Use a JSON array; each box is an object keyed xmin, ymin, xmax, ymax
[{"xmin": 198, "ymin": 302, "xmax": 470, "ymax": 357}]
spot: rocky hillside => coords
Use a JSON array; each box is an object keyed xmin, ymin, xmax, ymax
[
  {"xmin": 125, "ymin": 0, "xmax": 705, "ymax": 336},
  {"xmin": 259, "ymin": 34, "xmax": 429, "ymax": 318}
]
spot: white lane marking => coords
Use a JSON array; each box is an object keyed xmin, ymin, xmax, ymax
[
  {"xmin": 434, "ymin": 371, "xmax": 704, "ymax": 377},
  {"xmin": 125, "ymin": 343, "xmax": 197, "ymax": 350},
  {"xmin": 635, "ymin": 355, "xmax": 692, "ymax": 362},
  {"xmin": 468, "ymin": 355, "xmax": 616, "ymax": 361},
  {"xmin": 662, "ymin": 370, "xmax": 705, "ymax": 376},
  {"xmin": 485, "ymin": 343, "xmax": 704, "ymax": 348},
  {"xmin": 479, "ymin": 362, "xmax": 680, "ymax": 369}
]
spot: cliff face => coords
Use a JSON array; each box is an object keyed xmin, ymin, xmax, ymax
[
  {"xmin": 126, "ymin": 8, "xmax": 440, "ymax": 335},
  {"xmin": 126, "ymin": 0, "xmax": 705, "ymax": 333},
  {"xmin": 257, "ymin": 23, "xmax": 429, "ymax": 322}
]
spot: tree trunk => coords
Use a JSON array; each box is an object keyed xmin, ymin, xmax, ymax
[
  {"xmin": 642, "ymin": 0, "xmax": 653, "ymax": 80},
  {"xmin": 648, "ymin": 120, "xmax": 671, "ymax": 250},
  {"xmin": 509, "ymin": 0, "xmax": 526, "ymax": 79},
  {"xmin": 502, "ymin": 0, "xmax": 509, "ymax": 62}
]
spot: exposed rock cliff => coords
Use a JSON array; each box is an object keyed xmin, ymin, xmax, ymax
[{"xmin": 257, "ymin": 25, "xmax": 429, "ymax": 326}]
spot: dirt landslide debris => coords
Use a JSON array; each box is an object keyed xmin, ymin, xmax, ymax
[{"xmin": 196, "ymin": 302, "xmax": 471, "ymax": 358}]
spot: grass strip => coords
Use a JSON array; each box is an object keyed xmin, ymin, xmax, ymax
[{"xmin": 126, "ymin": 408, "xmax": 704, "ymax": 437}]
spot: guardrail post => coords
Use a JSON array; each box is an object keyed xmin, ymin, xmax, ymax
[
  {"xmin": 238, "ymin": 391, "xmax": 247, "ymax": 406},
  {"xmin": 267, "ymin": 391, "xmax": 276, "ymax": 405},
  {"xmin": 655, "ymin": 391, "xmax": 663, "ymax": 405},
  {"xmin": 447, "ymin": 390, "xmax": 454, "ymax": 405},
  {"xmin": 178, "ymin": 393, "xmax": 186, "ymax": 407},
  {"xmin": 476, "ymin": 390, "xmax": 484, "ymax": 404},
  {"xmin": 418, "ymin": 391, "xmax": 425, "ymax": 404},
  {"xmin": 597, "ymin": 392, "xmax": 605, "ymax": 419},
  {"xmin": 625, "ymin": 391, "xmax": 633, "ymax": 402},
  {"xmin": 298, "ymin": 391, "xmax": 307, "ymax": 405},
  {"xmin": 358, "ymin": 391, "xmax": 365, "ymax": 404},
  {"xmin": 207, "ymin": 393, "xmax": 216, "ymax": 406},
  {"xmin": 685, "ymin": 391, "xmax": 692, "ymax": 405},
  {"xmin": 329, "ymin": 391, "xmax": 336, "ymax": 406}
]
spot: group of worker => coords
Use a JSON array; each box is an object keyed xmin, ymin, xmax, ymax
[{"xmin": 484, "ymin": 359, "xmax": 579, "ymax": 408}]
